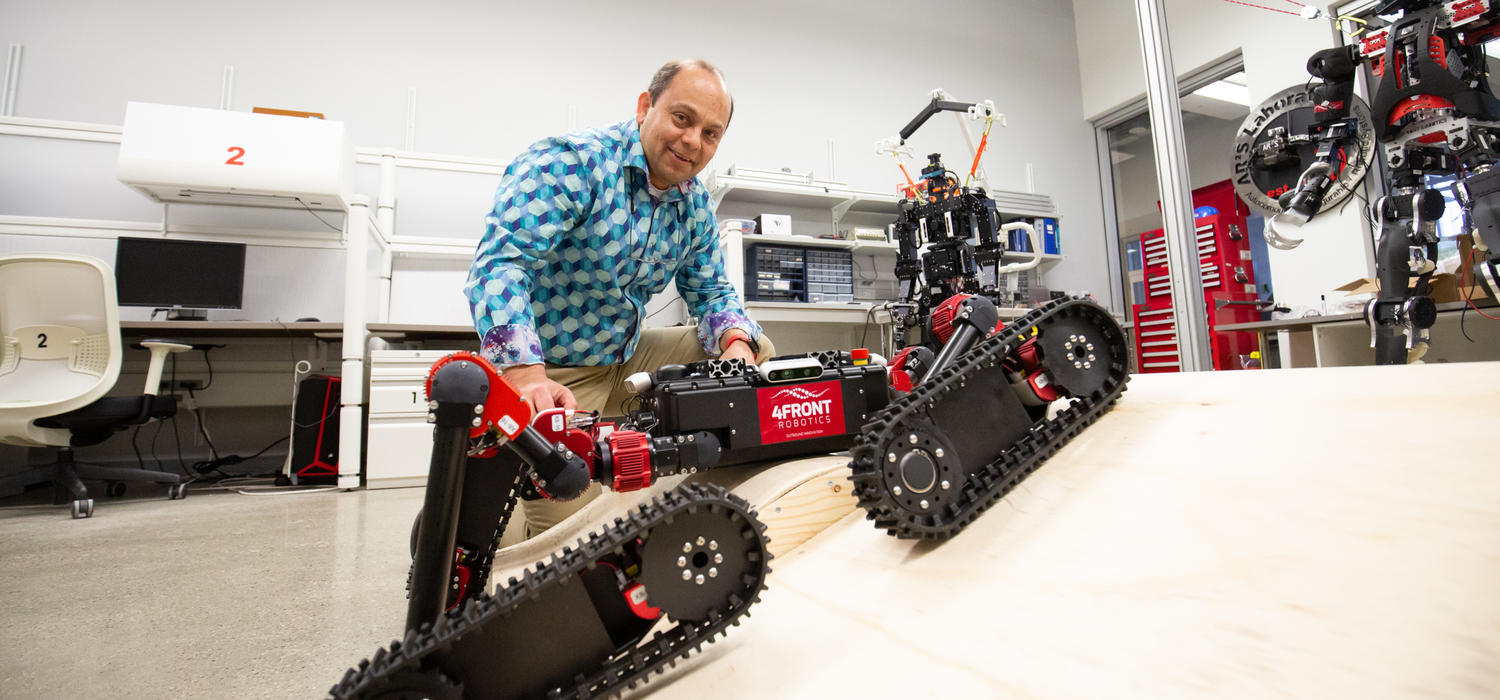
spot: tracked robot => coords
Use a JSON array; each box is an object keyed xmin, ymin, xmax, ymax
[
  {"xmin": 1233, "ymin": 0, "xmax": 1500, "ymax": 363},
  {"xmin": 331, "ymin": 94, "xmax": 1130, "ymax": 699}
]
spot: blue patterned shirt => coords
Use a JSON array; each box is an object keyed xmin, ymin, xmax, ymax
[{"xmin": 466, "ymin": 119, "xmax": 760, "ymax": 368}]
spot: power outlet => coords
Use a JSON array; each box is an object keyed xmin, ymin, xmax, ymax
[{"xmin": 169, "ymin": 380, "xmax": 205, "ymax": 392}]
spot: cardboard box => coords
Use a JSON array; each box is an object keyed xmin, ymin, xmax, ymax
[{"xmin": 1333, "ymin": 273, "xmax": 1489, "ymax": 304}]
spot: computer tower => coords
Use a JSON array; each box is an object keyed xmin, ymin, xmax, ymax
[{"xmin": 288, "ymin": 375, "xmax": 340, "ymax": 482}]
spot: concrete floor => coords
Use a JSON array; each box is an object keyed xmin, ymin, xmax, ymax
[{"xmin": 0, "ymin": 482, "xmax": 424, "ymax": 699}]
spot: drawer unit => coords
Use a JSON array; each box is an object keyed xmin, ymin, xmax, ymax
[
  {"xmin": 745, "ymin": 244, "xmax": 806, "ymax": 302},
  {"xmin": 744, "ymin": 243, "xmax": 854, "ymax": 303},
  {"xmin": 1131, "ymin": 212, "xmax": 1264, "ymax": 373},
  {"xmin": 1131, "ymin": 305, "xmax": 1181, "ymax": 373},
  {"xmin": 366, "ymin": 419, "xmax": 438, "ymax": 490},
  {"xmin": 1138, "ymin": 216, "xmax": 1255, "ymax": 298},
  {"xmin": 805, "ymin": 247, "xmax": 855, "ymax": 303},
  {"xmin": 365, "ymin": 349, "xmax": 452, "ymax": 489},
  {"xmin": 1131, "ymin": 291, "xmax": 1265, "ymax": 373}
]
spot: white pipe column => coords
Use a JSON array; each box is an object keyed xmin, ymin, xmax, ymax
[
  {"xmin": 1133, "ymin": 0, "xmax": 1212, "ymax": 372},
  {"xmin": 3, "ymin": 44, "xmax": 21, "ymax": 116},
  {"xmin": 376, "ymin": 151, "xmax": 397, "ymax": 322},
  {"xmin": 338, "ymin": 195, "xmax": 371, "ymax": 489}
]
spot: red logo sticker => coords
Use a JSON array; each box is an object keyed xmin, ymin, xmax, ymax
[{"xmin": 757, "ymin": 380, "xmax": 844, "ymax": 444}]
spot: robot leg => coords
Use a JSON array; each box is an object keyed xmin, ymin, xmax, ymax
[
  {"xmin": 408, "ymin": 451, "xmax": 525, "ymax": 616},
  {"xmin": 1459, "ymin": 167, "xmax": 1500, "ymax": 297},
  {"xmin": 1367, "ymin": 193, "xmax": 1441, "ymax": 365}
]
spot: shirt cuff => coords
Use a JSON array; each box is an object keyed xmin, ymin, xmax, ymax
[
  {"xmin": 699, "ymin": 311, "xmax": 761, "ymax": 356},
  {"xmin": 480, "ymin": 324, "xmax": 545, "ymax": 368}
]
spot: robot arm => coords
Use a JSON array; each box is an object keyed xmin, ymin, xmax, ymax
[
  {"xmin": 897, "ymin": 91, "xmax": 999, "ymax": 143},
  {"xmin": 1268, "ymin": 45, "xmax": 1365, "ymax": 248},
  {"xmin": 883, "ymin": 90, "xmax": 1003, "ymax": 192},
  {"xmin": 427, "ymin": 352, "xmax": 593, "ymax": 500}
]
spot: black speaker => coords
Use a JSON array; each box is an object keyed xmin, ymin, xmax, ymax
[{"xmin": 290, "ymin": 375, "xmax": 340, "ymax": 482}]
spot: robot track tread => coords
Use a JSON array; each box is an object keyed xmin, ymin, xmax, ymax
[
  {"xmin": 850, "ymin": 296, "xmax": 1131, "ymax": 540},
  {"xmin": 332, "ymin": 482, "xmax": 771, "ymax": 700}
]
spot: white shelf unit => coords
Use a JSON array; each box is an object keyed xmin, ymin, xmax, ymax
[
  {"xmin": 745, "ymin": 300, "xmax": 881, "ymax": 324},
  {"xmin": 709, "ymin": 167, "xmax": 1064, "ymax": 266},
  {"xmin": 711, "ymin": 167, "xmax": 1065, "ymax": 356}
]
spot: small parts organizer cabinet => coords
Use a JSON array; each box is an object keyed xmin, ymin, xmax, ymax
[
  {"xmin": 1131, "ymin": 214, "xmax": 1263, "ymax": 373},
  {"xmin": 365, "ymin": 349, "xmax": 448, "ymax": 489},
  {"xmin": 744, "ymin": 243, "xmax": 855, "ymax": 303}
]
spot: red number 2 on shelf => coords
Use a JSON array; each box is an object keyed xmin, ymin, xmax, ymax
[{"xmin": 225, "ymin": 146, "xmax": 246, "ymax": 166}]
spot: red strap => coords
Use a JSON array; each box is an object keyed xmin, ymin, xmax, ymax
[{"xmin": 720, "ymin": 329, "xmax": 749, "ymax": 350}]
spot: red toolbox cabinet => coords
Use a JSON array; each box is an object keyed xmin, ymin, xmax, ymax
[{"xmin": 1130, "ymin": 213, "xmax": 1264, "ymax": 373}]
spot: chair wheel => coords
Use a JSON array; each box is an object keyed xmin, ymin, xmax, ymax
[
  {"xmin": 71, "ymin": 499, "xmax": 94, "ymax": 519},
  {"xmin": 107, "ymin": 481, "xmax": 127, "ymax": 498},
  {"xmin": 168, "ymin": 483, "xmax": 187, "ymax": 500}
]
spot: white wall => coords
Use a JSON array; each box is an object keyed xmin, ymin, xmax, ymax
[
  {"xmin": 1072, "ymin": 1, "xmax": 1375, "ymax": 313},
  {"xmin": 0, "ymin": 0, "xmax": 1112, "ymax": 317}
]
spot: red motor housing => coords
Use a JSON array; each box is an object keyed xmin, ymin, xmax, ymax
[
  {"xmin": 531, "ymin": 408, "xmax": 597, "ymax": 479},
  {"xmin": 930, "ymin": 294, "xmax": 972, "ymax": 345},
  {"xmin": 607, "ymin": 430, "xmax": 652, "ymax": 493},
  {"xmin": 889, "ymin": 347, "xmax": 920, "ymax": 392}
]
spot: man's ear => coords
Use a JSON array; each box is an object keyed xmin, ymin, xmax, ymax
[{"xmin": 635, "ymin": 91, "xmax": 652, "ymax": 123}]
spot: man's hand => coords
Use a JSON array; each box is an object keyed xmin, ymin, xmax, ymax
[
  {"xmin": 720, "ymin": 336, "xmax": 758, "ymax": 365},
  {"xmin": 502, "ymin": 363, "xmax": 577, "ymax": 411}
]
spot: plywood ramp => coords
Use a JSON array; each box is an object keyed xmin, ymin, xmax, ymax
[
  {"xmin": 489, "ymin": 454, "xmax": 858, "ymax": 584},
  {"xmin": 627, "ymin": 362, "xmax": 1500, "ymax": 699}
]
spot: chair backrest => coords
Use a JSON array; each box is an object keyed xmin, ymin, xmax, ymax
[{"xmin": 0, "ymin": 253, "xmax": 123, "ymax": 447}]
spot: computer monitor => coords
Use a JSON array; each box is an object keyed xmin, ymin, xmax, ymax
[{"xmin": 115, "ymin": 237, "xmax": 246, "ymax": 320}]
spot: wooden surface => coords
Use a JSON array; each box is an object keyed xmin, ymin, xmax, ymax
[
  {"xmin": 625, "ymin": 362, "xmax": 1500, "ymax": 699},
  {"xmin": 490, "ymin": 455, "xmax": 858, "ymax": 581},
  {"xmin": 120, "ymin": 320, "xmax": 343, "ymax": 337}
]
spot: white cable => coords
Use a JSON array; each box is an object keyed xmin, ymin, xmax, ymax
[
  {"xmin": 281, "ymin": 360, "xmax": 313, "ymax": 478},
  {"xmin": 232, "ymin": 485, "xmax": 339, "ymax": 496},
  {"xmin": 185, "ymin": 476, "xmax": 339, "ymax": 496},
  {"xmin": 996, "ymin": 222, "xmax": 1044, "ymax": 274}
]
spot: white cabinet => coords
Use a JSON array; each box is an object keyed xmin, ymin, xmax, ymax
[{"xmin": 365, "ymin": 349, "xmax": 450, "ymax": 489}]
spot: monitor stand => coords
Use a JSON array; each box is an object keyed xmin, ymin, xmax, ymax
[{"xmin": 164, "ymin": 308, "xmax": 208, "ymax": 321}]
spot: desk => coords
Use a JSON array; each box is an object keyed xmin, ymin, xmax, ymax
[
  {"xmin": 116, "ymin": 322, "xmax": 473, "ymax": 489},
  {"xmin": 121, "ymin": 320, "xmax": 345, "ymax": 338},
  {"xmin": 366, "ymin": 323, "xmax": 476, "ymax": 341},
  {"xmin": 114, "ymin": 321, "xmax": 353, "ymax": 483},
  {"xmin": 118, "ymin": 322, "xmax": 343, "ymax": 409},
  {"xmin": 120, "ymin": 322, "xmax": 473, "ymax": 486},
  {"xmin": 630, "ymin": 362, "xmax": 1500, "ymax": 699},
  {"xmin": 1217, "ymin": 301, "xmax": 1500, "ymax": 367}
]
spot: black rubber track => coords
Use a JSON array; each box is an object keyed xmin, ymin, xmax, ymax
[
  {"xmin": 333, "ymin": 482, "xmax": 771, "ymax": 700},
  {"xmin": 850, "ymin": 295, "xmax": 1131, "ymax": 540}
]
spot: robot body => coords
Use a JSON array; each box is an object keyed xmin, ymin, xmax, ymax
[{"xmin": 1258, "ymin": 0, "xmax": 1500, "ymax": 362}]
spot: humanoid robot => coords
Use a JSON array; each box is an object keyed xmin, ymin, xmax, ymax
[{"xmin": 1249, "ymin": 0, "xmax": 1500, "ymax": 363}]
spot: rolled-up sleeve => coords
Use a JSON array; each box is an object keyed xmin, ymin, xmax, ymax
[
  {"xmin": 465, "ymin": 143, "xmax": 591, "ymax": 367},
  {"xmin": 675, "ymin": 206, "xmax": 761, "ymax": 355}
]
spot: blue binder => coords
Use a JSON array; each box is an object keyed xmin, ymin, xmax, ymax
[{"xmin": 1040, "ymin": 218, "xmax": 1061, "ymax": 255}]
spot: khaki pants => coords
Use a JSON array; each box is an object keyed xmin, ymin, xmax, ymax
[{"xmin": 523, "ymin": 326, "xmax": 775, "ymax": 537}]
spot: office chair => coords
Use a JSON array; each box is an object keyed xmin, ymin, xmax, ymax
[{"xmin": 0, "ymin": 253, "xmax": 191, "ymax": 518}]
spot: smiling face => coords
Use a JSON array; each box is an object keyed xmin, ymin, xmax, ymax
[{"xmin": 635, "ymin": 66, "xmax": 731, "ymax": 190}]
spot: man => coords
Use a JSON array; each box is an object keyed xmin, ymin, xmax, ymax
[{"xmin": 465, "ymin": 59, "xmax": 774, "ymax": 536}]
